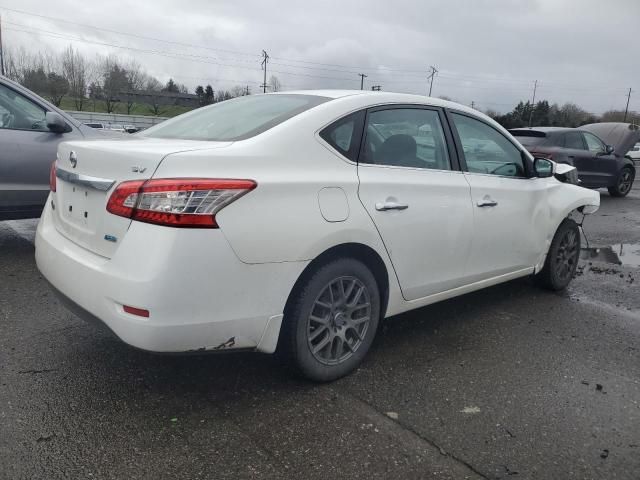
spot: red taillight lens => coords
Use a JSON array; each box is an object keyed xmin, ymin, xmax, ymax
[
  {"xmin": 49, "ymin": 161, "xmax": 57, "ymax": 192},
  {"xmin": 123, "ymin": 305, "xmax": 150, "ymax": 318},
  {"xmin": 106, "ymin": 178, "xmax": 256, "ymax": 228}
]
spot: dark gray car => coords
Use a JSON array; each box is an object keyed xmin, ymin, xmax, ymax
[
  {"xmin": 510, "ymin": 124, "xmax": 639, "ymax": 197},
  {"xmin": 0, "ymin": 76, "xmax": 120, "ymax": 220}
]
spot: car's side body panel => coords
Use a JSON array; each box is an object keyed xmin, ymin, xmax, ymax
[{"xmin": 35, "ymin": 91, "xmax": 601, "ymax": 357}]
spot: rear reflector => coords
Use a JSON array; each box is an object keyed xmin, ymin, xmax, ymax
[
  {"xmin": 106, "ymin": 178, "xmax": 256, "ymax": 228},
  {"xmin": 123, "ymin": 305, "xmax": 150, "ymax": 318},
  {"xmin": 49, "ymin": 161, "xmax": 56, "ymax": 192}
]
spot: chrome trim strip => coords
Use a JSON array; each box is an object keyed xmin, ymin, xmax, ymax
[{"xmin": 56, "ymin": 169, "xmax": 115, "ymax": 191}]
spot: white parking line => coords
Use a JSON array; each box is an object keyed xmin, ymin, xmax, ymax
[{"xmin": 5, "ymin": 219, "xmax": 39, "ymax": 244}]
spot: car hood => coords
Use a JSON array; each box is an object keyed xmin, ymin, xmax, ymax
[{"xmin": 581, "ymin": 123, "xmax": 640, "ymax": 157}]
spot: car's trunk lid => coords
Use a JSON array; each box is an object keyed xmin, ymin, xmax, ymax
[{"xmin": 53, "ymin": 138, "xmax": 231, "ymax": 258}]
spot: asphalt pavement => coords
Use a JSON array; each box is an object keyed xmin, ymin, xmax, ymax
[{"xmin": 1, "ymin": 187, "xmax": 639, "ymax": 479}]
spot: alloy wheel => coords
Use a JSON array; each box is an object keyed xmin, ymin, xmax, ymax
[
  {"xmin": 307, "ymin": 276, "xmax": 371, "ymax": 365},
  {"xmin": 554, "ymin": 228, "xmax": 579, "ymax": 282},
  {"xmin": 618, "ymin": 169, "xmax": 634, "ymax": 195}
]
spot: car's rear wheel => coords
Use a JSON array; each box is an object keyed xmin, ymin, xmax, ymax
[
  {"xmin": 534, "ymin": 218, "xmax": 581, "ymax": 291},
  {"xmin": 280, "ymin": 258, "xmax": 381, "ymax": 382},
  {"xmin": 608, "ymin": 167, "xmax": 634, "ymax": 197}
]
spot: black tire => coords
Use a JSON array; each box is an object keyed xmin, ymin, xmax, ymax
[
  {"xmin": 534, "ymin": 218, "xmax": 581, "ymax": 291},
  {"xmin": 607, "ymin": 167, "xmax": 635, "ymax": 197},
  {"xmin": 279, "ymin": 258, "xmax": 381, "ymax": 382}
]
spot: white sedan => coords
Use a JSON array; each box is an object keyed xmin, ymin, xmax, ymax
[{"xmin": 36, "ymin": 91, "xmax": 600, "ymax": 381}]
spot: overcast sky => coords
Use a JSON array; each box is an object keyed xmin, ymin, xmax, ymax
[{"xmin": 1, "ymin": 0, "xmax": 638, "ymax": 113}]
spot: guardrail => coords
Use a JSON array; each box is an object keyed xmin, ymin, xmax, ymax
[{"xmin": 65, "ymin": 111, "xmax": 169, "ymax": 130}]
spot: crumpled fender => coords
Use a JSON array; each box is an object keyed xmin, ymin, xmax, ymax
[{"xmin": 534, "ymin": 183, "xmax": 600, "ymax": 272}]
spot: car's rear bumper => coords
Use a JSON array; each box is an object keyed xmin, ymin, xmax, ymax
[{"xmin": 35, "ymin": 202, "xmax": 307, "ymax": 353}]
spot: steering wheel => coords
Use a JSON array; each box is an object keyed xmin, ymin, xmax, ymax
[{"xmin": 489, "ymin": 162, "xmax": 521, "ymax": 176}]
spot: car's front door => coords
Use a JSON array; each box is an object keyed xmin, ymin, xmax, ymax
[
  {"xmin": 581, "ymin": 131, "xmax": 617, "ymax": 187},
  {"xmin": 356, "ymin": 106, "xmax": 474, "ymax": 301},
  {"xmin": 448, "ymin": 111, "xmax": 550, "ymax": 283},
  {"xmin": 0, "ymin": 82, "xmax": 72, "ymax": 219}
]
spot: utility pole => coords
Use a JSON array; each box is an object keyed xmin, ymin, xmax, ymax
[
  {"xmin": 0, "ymin": 15, "xmax": 5, "ymax": 77},
  {"xmin": 371, "ymin": 85, "xmax": 381, "ymax": 91},
  {"xmin": 260, "ymin": 50, "xmax": 269, "ymax": 93},
  {"xmin": 427, "ymin": 66, "xmax": 438, "ymax": 96},
  {"xmin": 624, "ymin": 88, "xmax": 632, "ymax": 122},
  {"xmin": 471, "ymin": 101, "xmax": 475, "ymax": 109},
  {"xmin": 245, "ymin": 85, "xmax": 250, "ymax": 96},
  {"xmin": 358, "ymin": 73, "xmax": 367, "ymax": 90},
  {"xmin": 528, "ymin": 79, "xmax": 538, "ymax": 127}
]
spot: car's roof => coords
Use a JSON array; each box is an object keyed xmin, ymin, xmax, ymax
[
  {"xmin": 510, "ymin": 127, "xmax": 573, "ymax": 134},
  {"xmin": 274, "ymin": 89, "xmax": 483, "ymax": 117}
]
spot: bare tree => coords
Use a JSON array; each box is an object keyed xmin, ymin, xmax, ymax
[
  {"xmin": 123, "ymin": 60, "xmax": 145, "ymax": 114},
  {"xmin": 268, "ymin": 75, "xmax": 281, "ymax": 92},
  {"xmin": 62, "ymin": 45, "xmax": 88, "ymax": 110}
]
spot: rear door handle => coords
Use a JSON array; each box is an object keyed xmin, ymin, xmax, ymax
[
  {"xmin": 375, "ymin": 201, "xmax": 409, "ymax": 211},
  {"xmin": 476, "ymin": 198, "xmax": 498, "ymax": 207}
]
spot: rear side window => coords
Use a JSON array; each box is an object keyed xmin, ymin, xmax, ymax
[
  {"xmin": 564, "ymin": 132, "xmax": 585, "ymax": 150},
  {"xmin": 319, "ymin": 110, "xmax": 365, "ymax": 162},
  {"xmin": 360, "ymin": 108, "xmax": 451, "ymax": 170},
  {"xmin": 141, "ymin": 94, "xmax": 328, "ymax": 141}
]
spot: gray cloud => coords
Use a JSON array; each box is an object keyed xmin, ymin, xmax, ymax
[{"xmin": 1, "ymin": 0, "xmax": 638, "ymax": 113}]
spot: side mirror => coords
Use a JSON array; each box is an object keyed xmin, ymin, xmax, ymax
[
  {"xmin": 533, "ymin": 157, "xmax": 555, "ymax": 178},
  {"xmin": 46, "ymin": 111, "xmax": 68, "ymax": 134},
  {"xmin": 605, "ymin": 145, "xmax": 615, "ymax": 155}
]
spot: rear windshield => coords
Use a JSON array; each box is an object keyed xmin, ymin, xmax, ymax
[
  {"xmin": 511, "ymin": 133, "xmax": 548, "ymax": 147},
  {"xmin": 141, "ymin": 94, "xmax": 329, "ymax": 141}
]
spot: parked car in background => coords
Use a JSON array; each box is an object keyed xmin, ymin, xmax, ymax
[
  {"xmin": 628, "ymin": 143, "xmax": 640, "ymax": 163},
  {"xmin": 510, "ymin": 124, "xmax": 639, "ymax": 197},
  {"xmin": 36, "ymin": 91, "xmax": 599, "ymax": 381},
  {"xmin": 0, "ymin": 76, "xmax": 121, "ymax": 220},
  {"xmin": 123, "ymin": 125, "xmax": 139, "ymax": 134}
]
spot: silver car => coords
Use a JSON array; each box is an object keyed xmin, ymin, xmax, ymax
[{"xmin": 0, "ymin": 76, "xmax": 118, "ymax": 220}]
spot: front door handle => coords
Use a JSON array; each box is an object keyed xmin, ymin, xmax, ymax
[
  {"xmin": 477, "ymin": 198, "xmax": 498, "ymax": 207},
  {"xmin": 375, "ymin": 201, "xmax": 409, "ymax": 211}
]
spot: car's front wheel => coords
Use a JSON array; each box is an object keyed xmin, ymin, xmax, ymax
[
  {"xmin": 534, "ymin": 218, "xmax": 581, "ymax": 291},
  {"xmin": 608, "ymin": 167, "xmax": 635, "ymax": 197},
  {"xmin": 280, "ymin": 258, "xmax": 381, "ymax": 382}
]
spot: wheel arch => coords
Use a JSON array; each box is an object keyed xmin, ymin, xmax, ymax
[{"xmin": 282, "ymin": 242, "xmax": 391, "ymax": 321}]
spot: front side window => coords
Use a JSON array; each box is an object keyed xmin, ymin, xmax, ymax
[
  {"xmin": 141, "ymin": 94, "xmax": 328, "ymax": 141},
  {"xmin": 582, "ymin": 132, "xmax": 605, "ymax": 153},
  {"xmin": 0, "ymin": 83, "xmax": 48, "ymax": 131},
  {"xmin": 360, "ymin": 108, "xmax": 451, "ymax": 170},
  {"xmin": 564, "ymin": 131, "xmax": 585, "ymax": 150},
  {"xmin": 451, "ymin": 113, "xmax": 525, "ymax": 177}
]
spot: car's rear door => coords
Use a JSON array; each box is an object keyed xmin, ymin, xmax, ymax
[
  {"xmin": 448, "ymin": 111, "xmax": 550, "ymax": 282},
  {"xmin": 355, "ymin": 105, "xmax": 474, "ymax": 301}
]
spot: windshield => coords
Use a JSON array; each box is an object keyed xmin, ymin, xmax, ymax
[{"xmin": 141, "ymin": 94, "xmax": 329, "ymax": 141}]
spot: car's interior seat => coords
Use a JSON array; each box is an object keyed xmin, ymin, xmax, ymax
[{"xmin": 375, "ymin": 134, "xmax": 423, "ymax": 168}]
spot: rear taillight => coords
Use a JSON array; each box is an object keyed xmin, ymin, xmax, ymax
[
  {"xmin": 106, "ymin": 178, "xmax": 256, "ymax": 228},
  {"xmin": 49, "ymin": 161, "xmax": 56, "ymax": 192}
]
